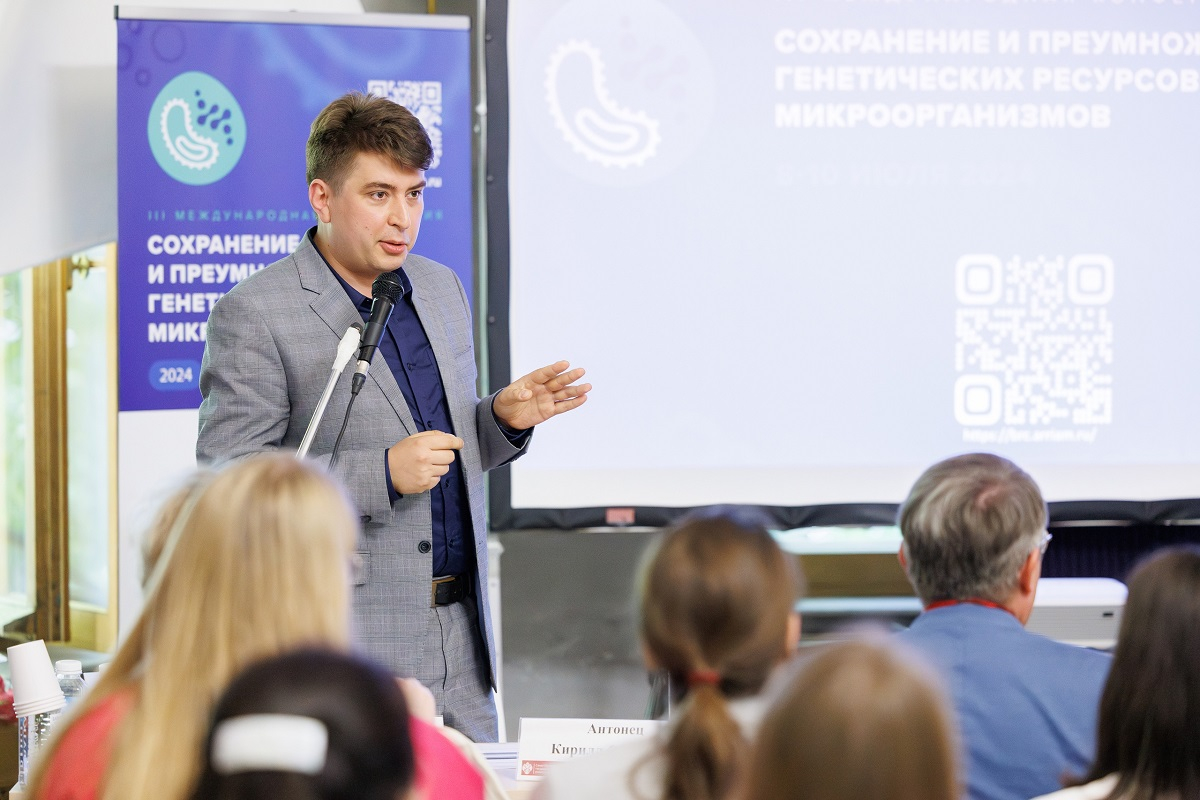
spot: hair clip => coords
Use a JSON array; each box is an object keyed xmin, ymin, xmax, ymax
[{"xmin": 211, "ymin": 714, "xmax": 328, "ymax": 776}]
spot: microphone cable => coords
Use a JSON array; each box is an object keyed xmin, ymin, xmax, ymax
[{"xmin": 328, "ymin": 391, "xmax": 357, "ymax": 472}]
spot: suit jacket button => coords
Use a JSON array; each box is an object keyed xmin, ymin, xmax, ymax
[
  {"xmin": 417, "ymin": 540, "xmax": 432, "ymax": 554},
  {"xmin": 360, "ymin": 515, "xmax": 371, "ymax": 524}
]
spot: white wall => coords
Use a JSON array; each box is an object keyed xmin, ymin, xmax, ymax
[{"xmin": 0, "ymin": 0, "xmax": 364, "ymax": 277}]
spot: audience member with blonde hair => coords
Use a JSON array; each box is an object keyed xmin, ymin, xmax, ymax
[
  {"xmin": 1032, "ymin": 546, "xmax": 1200, "ymax": 800},
  {"xmin": 741, "ymin": 636, "xmax": 960, "ymax": 800},
  {"xmin": 29, "ymin": 454, "xmax": 356, "ymax": 800},
  {"xmin": 535, "ymin": 508, "xmax": 803, "ymax": 800},
  {"xmin": 27, "ymin": 453, "xmax": 486, "ymax": 800}
]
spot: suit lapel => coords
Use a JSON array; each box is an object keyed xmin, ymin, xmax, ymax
[{"xmin": 294, "ymin": 235, "xmax": 416, "ymax": 436}]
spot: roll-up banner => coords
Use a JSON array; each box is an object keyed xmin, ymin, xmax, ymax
[
  {"xmin": 116, "ymin": 7, "xmax": 473, "ymax": 413},
  {"xmin": 113, "ymin": 7, "xmax": 473, "ymax": 631}
]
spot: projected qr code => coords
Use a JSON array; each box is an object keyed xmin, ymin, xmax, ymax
[
  {"xmin": 366, "ymin": 80, "xmax": 445, "ymax": 169},
  {"xmin": 954, "ymin": 254, "xmax": 1113, "ymax": 443}
]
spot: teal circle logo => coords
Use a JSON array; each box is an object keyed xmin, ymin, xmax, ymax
[{"xmin": 147, "ymin": 71, "xmax": 246, "ymax": 185}]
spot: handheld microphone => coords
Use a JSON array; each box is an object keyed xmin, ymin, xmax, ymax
[{"xmin": 351, "ymin": 272, "xmax": 405, "ymax": 395}]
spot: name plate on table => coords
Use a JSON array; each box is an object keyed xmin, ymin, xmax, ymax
[{"xmin": 516, "ymin": 717, "xmax": 662, "ymax": 780}]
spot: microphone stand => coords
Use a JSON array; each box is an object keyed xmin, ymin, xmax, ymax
[{"xmin": 296, "ymin": 325, "xmax": 362, "ymax": 460}]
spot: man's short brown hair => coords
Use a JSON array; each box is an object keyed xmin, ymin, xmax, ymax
[{"xmin": 306, "ymin": 92, "xmax": 433, "ymax": 189}]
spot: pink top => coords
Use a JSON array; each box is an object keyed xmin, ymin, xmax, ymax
[
  {"xmin": 36, "ymin": 691, "xmax": 481, "ymax": 800},
  {"xmin": 37, "ymin": 690, "xmax": 134, "ymax": 800},
  {"xmin": 410, "ymin": 716, "xmax": 486, "ymax": 799}
]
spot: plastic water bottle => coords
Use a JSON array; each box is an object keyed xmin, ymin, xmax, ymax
[
  {"xmin": 17, "ymin": 709, "xmax": 60, "ymax": 788},
  {"xmin": 55, "ymin": 660, "xmax": 85, "ymax": 709}
]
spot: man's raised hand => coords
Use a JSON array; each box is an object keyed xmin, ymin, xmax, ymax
[{"xmin": 493, "ymin": 360, "xmax": 590, "ymax": 432}]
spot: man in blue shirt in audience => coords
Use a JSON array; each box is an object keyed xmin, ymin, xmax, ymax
[{"xmin": 895, "ymin": 453, "xmax": 1111, "ymax": 800}]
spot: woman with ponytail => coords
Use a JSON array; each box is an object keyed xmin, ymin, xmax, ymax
[{"xmin": 535, "ymin": 509, "xmax": 802, "ymax": 800}]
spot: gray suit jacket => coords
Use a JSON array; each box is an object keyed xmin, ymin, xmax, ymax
[{"xmin": 197, "ymin": 233, "xmax": 526, "ymax": 683}]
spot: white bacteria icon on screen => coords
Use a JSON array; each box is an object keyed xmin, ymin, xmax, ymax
[{"xmin": 545, "ymin": 40, "xmax": 661, "ymax": 168}]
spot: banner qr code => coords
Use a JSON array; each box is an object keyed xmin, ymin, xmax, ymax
[
  {"xmin": 954, "ymin": 255, "xmax": 1113, "ymax": 437},
  {"xmin": 366, "ymin": 80, "xmax": 445, "ymax": 170}
]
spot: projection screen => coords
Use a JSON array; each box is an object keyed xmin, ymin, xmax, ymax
[{"xmin": 485, "ymin": 0, "xmax": 1200, "ymax": 528}]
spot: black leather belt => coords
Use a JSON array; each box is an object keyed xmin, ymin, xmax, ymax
[{"xmin": 431, "ymin": 574, "xmax": 469, "ymax": 607}]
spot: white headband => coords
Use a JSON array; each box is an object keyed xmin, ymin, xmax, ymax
[{"xmin": 211, "ymin": 714, "xmax": 328, "ymax": 776}]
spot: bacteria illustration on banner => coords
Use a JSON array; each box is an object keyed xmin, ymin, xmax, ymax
[{"xmin": 147, "ymin": 71, "xmax": 246, "ymax": 185}]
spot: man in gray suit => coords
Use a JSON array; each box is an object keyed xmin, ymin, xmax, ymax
[{"xmin": 197, "ymin": 93, "xmax": 590, "ymax": 741}]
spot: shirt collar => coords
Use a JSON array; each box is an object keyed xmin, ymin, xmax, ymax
[
  {"xmin": 918, "ymin": 600, "xmax": 1022, "ymax": 626},
  {"xmin": 924, "ymin": 598, "xmax": 1014, "ymax": 618},
  {"xmin": 307, "ymin": 227, "xmax": 413, "ymax": 311}
]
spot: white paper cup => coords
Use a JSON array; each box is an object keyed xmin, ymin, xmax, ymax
[
  {"xmin": 6, "ymin": 641, "xmax": 65, "ymax": 715},
  {"xmin": 13, "ymin": 694, "xmax": 65, "ymax": 718}
]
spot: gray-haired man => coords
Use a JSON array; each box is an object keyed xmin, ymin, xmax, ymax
[{"xmin": 895, "ymin": 453, "xmax": 1110, "ymax": 800}]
